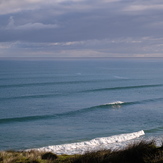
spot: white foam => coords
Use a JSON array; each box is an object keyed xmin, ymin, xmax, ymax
[
  {"xmin": 33, "ymin": 130, "xmax": 145, "ymax": 155},
  {"xmin": 107, "ymin": 101, "xmax": 124, "ymax": 105}
]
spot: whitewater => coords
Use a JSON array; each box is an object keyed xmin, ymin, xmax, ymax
[{"xmin": 34, "ymin": 130, "xmax": 145, "ymax": 155}]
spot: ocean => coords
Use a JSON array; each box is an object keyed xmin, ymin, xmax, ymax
[{"xmin": 0, "ymin": 57, "xmax": 163, "ymax": 153}]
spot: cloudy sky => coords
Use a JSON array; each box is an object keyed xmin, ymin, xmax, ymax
[{"xmin": 1, "ymin": 0, "xmax": 163, "ymax": 58}]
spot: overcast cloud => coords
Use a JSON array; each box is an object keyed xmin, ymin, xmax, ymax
[{"xmin": 1, "ymin": 0, "xmax": 163, "ymax": 58}]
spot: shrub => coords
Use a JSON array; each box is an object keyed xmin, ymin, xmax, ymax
[{"xmin": 41, "ymin": 152, "xmax": 58, "ymax": 160}]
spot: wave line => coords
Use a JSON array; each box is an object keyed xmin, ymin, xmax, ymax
[
  {"xmin": 0, "ymin": 79, "xmax": 142, "ymax": 89},
  {"xmin": 83, "ymin": 84, "xmax": 163, "ymax": 93},
  {"xmin": 0, "ymin": 102, "xmax": 127, "ymax": 124},
  {"xmin": 0, "ymin": 93, "xmax": 61, "ymax": 101},
  {"xmin": 1, "ymin": 97, "xmax": 163, "ymax": 124}
]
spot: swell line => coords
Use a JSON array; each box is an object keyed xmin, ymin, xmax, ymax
[
  {"xmin": 0, "ymin": 93, "xmax": 62, "ymax": 101},
  {"xmin": 82, "ymin": 84, "xmax": 163, "ymax": 93},
  {"xmin": 145, "ymin": 126, "xmax": 163, "ymax": 133},
  {"xmin": 2, "ymin": 83, "xmax": 160, "ymax": 101},
  {"xmin": 0, "ymin": 81, "xmax": 78, "ymax": 88},
  {"xmin": 0, "ymin": 107, "xmax": 97, "ymax": 124},
  {"xmin": 0, "ymin": 79, "xmax": 117, "ymax": 88},
  {"xmin": 0, "ymin": 102, "xmax": 127, "ymax": 124},
  {"xmin": 1, "ymin": 97, "xmax": 163, "ymax": 124},
  {"xmin": 0, "ymin": 79, "xmax": 140, "ymax": 89}
]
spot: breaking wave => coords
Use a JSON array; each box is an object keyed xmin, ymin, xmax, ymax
[
  {"xmin": 34, "ymin": 130, "xmax": 145, "ymax": 155},
  {"xmin": 104, "ymin": 101, "xmax": 124, "ymax": 105},
  {"xmin": 0, "ymin": 102, "xmax": 125, "ymax": 124},
  {"xmin": 1, "ymin": 97, "xmax": 163, "ymax": 124}
]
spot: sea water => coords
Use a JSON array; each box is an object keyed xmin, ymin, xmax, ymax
[{"xmin": 0, "ymin": 58, "xmax": 163, "ymax": 153}]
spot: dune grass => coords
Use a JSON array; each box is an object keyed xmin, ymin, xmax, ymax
[{"xmin": 1, "ymin": 140, "xmax": 163, "ymax": 163}]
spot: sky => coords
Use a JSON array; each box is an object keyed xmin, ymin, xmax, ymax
[{"xmin": 1, "ymin": 0, "xmax": 163, "ymax": 58}]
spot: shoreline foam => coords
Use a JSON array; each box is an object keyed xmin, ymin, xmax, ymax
[{"xmin": 33, "ymin": 130, "xmax": 145, "ymax": 155}]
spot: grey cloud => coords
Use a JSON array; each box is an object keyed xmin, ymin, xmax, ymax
[
  {"xmin": 6, "ymin": 16, "xmax": 59, "ymax": 30},
  {"xmin": 1, "ymin": 0, "xmax": 163, "ymax": 57},
  {"xmin": 1, "ymin": 36, "xmax": 163, "ymax": 57}
]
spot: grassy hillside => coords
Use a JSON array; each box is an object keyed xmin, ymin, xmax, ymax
[{"xmin": 1, "ymin": 140, "xmax": 163, "ymax": 163}]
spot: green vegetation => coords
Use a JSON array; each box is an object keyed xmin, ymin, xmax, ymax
[{"xmin": 1, "ymin": 140, "xmax": 163, "ymax": 163}]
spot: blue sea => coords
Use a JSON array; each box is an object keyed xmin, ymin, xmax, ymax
[{"xmin": 0, "ymin": 57, "xmax": 163, "ymax": 151}]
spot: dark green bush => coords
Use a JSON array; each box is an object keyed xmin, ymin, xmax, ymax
[{"xmin": 41, "ymin": 152, "xmax": 58, "ymax": 160}]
